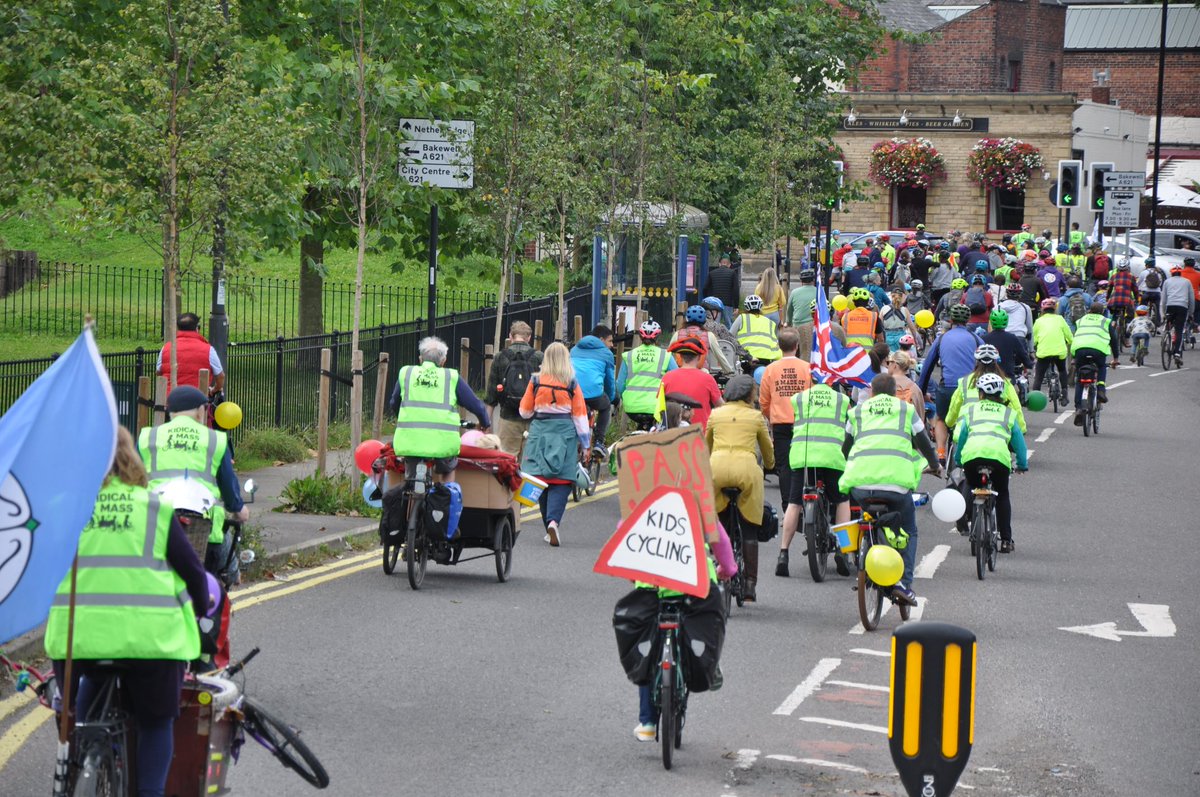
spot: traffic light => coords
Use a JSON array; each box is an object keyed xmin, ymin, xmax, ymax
[
  {"xmin": 1089, "ymin": 161, "xmax": 1114, "ymax": 215},
  {"xmin": 1056, "ymin": 160, "xmax": 1082, "ymax": 208}
]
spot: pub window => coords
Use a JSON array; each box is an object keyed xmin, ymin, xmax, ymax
[
  {"xmin": 990, "ymin": 188, "xmax": 1024, "ymax": 231},
  {"xmin": 892, "ymin": 186, "xmax": 927, "ymax": 229}
]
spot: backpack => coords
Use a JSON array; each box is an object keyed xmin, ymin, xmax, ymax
[
  {"xmin": 1067, "ymin": 292, "xmax": 1087, "ymax": 324},
  {"xmin": 962, "ymin": 285, "xmax": 988, "ymax": 315},
  {"xmin": 881, "ymin": 306, "xmax": 907, "ymax": 350},
  {"xmin": 499, "ymin": 348, "xmax": 535, "ymax": 412},
  {"xmin": 1144, "ymin": 268, "xmax": 1162, "ymax": 290},
  {"xmin": 1092, "ymin": 254, "xmax": 1110, "ymax": 280},
  {"xmin": 531, "ymin": 375, "xmax": 577, "ymax": 404}
]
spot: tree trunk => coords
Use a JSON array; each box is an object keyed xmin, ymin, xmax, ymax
[{"xmin": 299, "ymin": 187, "xmax": 325, "ymax": 338}]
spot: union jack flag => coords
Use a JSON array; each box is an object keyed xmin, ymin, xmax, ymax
[{"xmin": 811, "ymin": 273, "xmax": 876, "ymax": 388}]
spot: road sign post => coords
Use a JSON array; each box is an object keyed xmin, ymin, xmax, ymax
[{"xmin": 889, "ymin": 622, "xmax": 977, "ymax": 797}]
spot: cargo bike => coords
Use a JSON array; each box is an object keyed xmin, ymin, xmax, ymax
[{"xmin": 373, "ymin": 443, "xmax": 524, "ymax": 589}]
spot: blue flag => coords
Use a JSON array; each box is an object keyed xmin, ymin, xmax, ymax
[{"xmin": 0, "ymin": 328, "xmax": 117, "ymax": 646}]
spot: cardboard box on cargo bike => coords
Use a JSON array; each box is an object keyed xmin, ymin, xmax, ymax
[{"xmin": 595, "ymin": 425, "xmax": 725, "ymax": 694}]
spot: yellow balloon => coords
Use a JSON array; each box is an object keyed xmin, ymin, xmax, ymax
[
  {"xmin": 864, "ymin": 544, "xmax": 904, "ymax": 587},
  {"xmin": 214, "ymin": 401, "xmax": 243, "ymax": 430},
  {"xmin": 831, "ymin": 294, "xmax": 848, "ymax": 312},
  {"xmin": 915, "ymin": 309, "xmax": 935, "ymax": 329}
]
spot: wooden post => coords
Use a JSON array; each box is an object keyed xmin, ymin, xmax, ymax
[
  {"xmin": 349, "ymin": 349, "xmax": 364, "ymax": 493},
  {"xmin": 573, "ymin": 314, "xmax": 583, "ymax": 344},
  {"xmin": 153, "ymin": 377, "xmax": 168, "ymax": 426},
  {"xmin": 372, "ymin": 352, "xmax": 390, "ymax": 442},
  {"xmin": 674, "ymin": 301, "xmax": 687, "ymax": 332},
  {"xmin": 483, "ymin": 344, "xmax": 494, "ymax": 392},
  {"xmin": 136, "ymin": 377, "xmax": 152, "ymax": 433},
  {"xmin": 533, "ymin": 319, "xmax": 544, "ymax": 351},
  {"xmin": 316, "ymin": 347, "xmax": 331, "ymax": 477},
  {"xmin": 197, "ymin": 368, "xmax": 210, "ymax": 397},
  {"xmin": 612, "ymin": 312, "xmax": 628, "ymax": 385},
  {"xmin": 460, "ymin": 337, "xmax": 471, "ymax": 392}
]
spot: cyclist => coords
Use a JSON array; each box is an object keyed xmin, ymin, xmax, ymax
[
  {"xmin": 954, "ymin": 374, "xmax": 1029, "ymax": 553},
  {"xmin": 906, "ymin": 279, "xmax": 931, "ymax": 315},
  {"xmin": 732, "ymin": 294, "xmax": 782, "ymax": 364},
  {"xmin": 1128, "ymin": 305, "xmax": 1154, "ymax": 364},
  {"xmin": 658, "ymin": 336, "xmax": 724, "ymax": 429},
  {"xmin": 961, "ymin": 273, "xmax": 995, "ymax": 334},
  {"xmin": 1058, "ymin": 276, "xmax": 1093, "ymax": 333},
  {"xmin": 784, "ymin": 268, "xmax": 819, "ymax": 327},
  {"xmin": 1179, "ymin": 256, "xmax": 1200, "ymax": 306},
  {"xmin": 617, "ymin": 320, "xmax": 676, "ymax": 429},
  {"xmin": 1031, "ymin": 298, "xmax": 1072, "ymax": 395},
  {"xmin": 1160, "ymin": 265, "xmax": 1194, "ymax": 365},
  {"xmin": 1013, "ymin": 222, "xmax": 1034, "ymax": 250},
  {"xmin": 570, "ymin": 325, "xmax": 618, "ymax": 456},
  {"xmin": 1017, "ymin": 261, "xmax": 1048, "ymax": 311},
  {"xmin": 982, "ymin": 309, "xmax": 1033, "ymax": 379},
  {"xmin": 917, "ymin": 304, "xmax": 982, "ymax": 464},
  {"xmin": 1053, "ymin": 243, "xmax": 1070, "ymax": 273},
  {"xmin": 934, "ymin": 278, "xmax": 969, "ymax": 327},
  {"xmin": 701, "ymin": 296, "xmax": 752, "ymax": 366},
  {"xmin": 1066, "ymin": 244, "xmax": 1088, "ymax": 280},
  {"xmin": 775, "ymin": 375, "xmax": 852, "ymax": 578},
  {"xmin": 707, "ymin": 375, "xmax": 774, "ymax": 602},
  {"xmin": 842, "ymin": 373, "xmax": 942, "ymax": 605},
  {"xmin": 1105, "ymin": 260, "xmax": 1140, "ymax": 343},
  {"xmin": 929, "ymin": 251, "xmax": 958, "ymax": 308},
  {"xmin": 843, "ymin": 287, "xmax": 883, "ymax": 349},
  {"xmin": 758, "ymin": 328, "xmax": 812, "ymax": 513},
  {"xmin": 943, "ymin": 345, "xmax": 1026, "ymax": 435},
  {"xmin": 1138, "ymin": 258, "xmax": 1167, "ymax": 325},
  {"xmin": 47, "ymin": 427, "xmax": 216, "ymax": 797},
  {"xmin": 670, "ymin": 305, "xmax": 733, "ymax": 375},
  {"xmin": 1038, "ymin": 254, "xmax": 1066, "ymax": 299},
  {"xmin": 998, "ymin": 283, "xmax": 1033, "ymax": 352},
  {"xmin": 841, "ymin": 254, "xmax": 872, "ymax": 293},
  {"xmin": 1070, "ymin": 302, "xmax": 1118, "ymax": 426}
]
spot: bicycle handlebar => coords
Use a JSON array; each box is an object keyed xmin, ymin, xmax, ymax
[{"xmin": 224, "ymin": 646, "xmax": 260, "ymax": 678}]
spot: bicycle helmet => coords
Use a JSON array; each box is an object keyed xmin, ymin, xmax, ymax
[
  {"xmin": 872, "ymin": 262, "xmax": 886, "ymax": 272},
  {"xmin": 974, "ymin": 343, "xmax": 1000, "ymax": 364},
  {"xmin": 976, "ymin": 373, "xmax": 1005, "ymax": 396},
  {"xmin": 971, "ymin": 274, "xmax": 986, "ymax": 285},
  {"xmin": 1023, "ymin": 262, "xmax": 1037, "ymax": 272},
  {"xmin": 809, "ymin": 299, "xmax": 818, "ymax": 313},
  {"xmin": 856, "ymin": 255, "xmax": 870, "ymax": 267},
  {"xmin": 1006, "ymin": 283, "xmax": 1024, "ymax": 298},
  {"xmin": 700, "ymin": 295, "xmax": 724, "ymax": 312},
  {"xmin": 939, "ymin": 241, "xmax": 951, "ymax": 251},
  {"xmin": 911, "ymin": 279, "xmax": 923, "ymax": 289},
  {"xmin": 849, "ymin": 287, "xmax": 871, "ymax": 304},
  {"xmin": 1117, "ymin": 260, "xmax": 1130, "ymax": 270},
  {"xmin": 1184, "ymin": 257, "xmax": 1195, "ymax": 267},
  {"xmin": 1037, "ymin": 249, "xmax": 1050, "ymax": 259},
  {"xmin": 743, "ymin": 294, "xmax": 764, "ymax": 312},
  {"xmin": 989, "ymin": 309, "xmax": 1008, "ymax": 328},
  {"xmin": 1145, "ymin": 256, "xmax": 1156, "ymax": 266},
  {"xmin": 668, "ymin": 336, "xmax": 705, "ymax": 356},
  {"xmin": 685, "ymin": 305, "xmax": 707, "ymax": 324},
  {"xmin": 951, "ymin": 278, "xmax": 968, "ymax": 290},
  {"xmin": 638, "ymin": 320, "xmax": 662, "ymax": 340},
  {"xmin": 975, "ymin": 259, "xmax": 989, "ymax": 271},
  {"xmin": 1097, "ymin": 280, "xmax": 1109, "ymax": 289},
  {"xmin": 1040, "ymin": 298, "xmax": 1058, "ymax": 311},
  {"xmin": 905, "ymin": 231, "xmax": 916, "ymax": 240},
  {"xmin": 1170, "ymin": 265, "xmax": 1183, "ymax": 275},
  {"xmin": 948, "ymin": 305, "xmax": 971, "ymax": 323},
  {"xmin": 798, "ymin": 268, "xmax": 816, "ymax": 281},
  {"xmin": 1135, "ymin": 305, "xmax": 1149, "ymax": 315},
  {"xmin": 879, "ymin": 234, "xmax": 890, "ymax": 241},
  {"xmin": 898, "ymin": 334, "xmax": 915, "ymax": 347},
  {"xmin": 1057, "ymin": 243, "xmax": 1068, "ymax": 253}
]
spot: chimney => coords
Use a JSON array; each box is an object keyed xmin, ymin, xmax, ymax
[{"xmin": 1091, "ymin": 85, "xmax": 1111, "ymax": 105}]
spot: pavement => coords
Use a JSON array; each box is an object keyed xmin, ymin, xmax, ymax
[{"xmin": 1, "ymin": 362, "xmax": 1196, "ymax": 796}]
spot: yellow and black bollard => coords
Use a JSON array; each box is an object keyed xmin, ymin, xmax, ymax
[{"xmin": 888, "ymin": 622, "xmax": 977, "ymax": 797}]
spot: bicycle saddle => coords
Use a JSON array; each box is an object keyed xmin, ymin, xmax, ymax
[{"xmin": 721, "ymin": 487, "xmax": 743, "ymax": 500}]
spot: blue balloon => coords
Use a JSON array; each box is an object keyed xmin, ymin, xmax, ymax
[
  {"xmin": 753, "ymin": 365, "xmax": 766, "ymax": 385},
  {"xmin": 362, "ymin": 476, "xmax": 383, "ymax": 509}
]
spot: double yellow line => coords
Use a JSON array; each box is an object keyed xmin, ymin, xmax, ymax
[{"xmin": 0, "ymin": 479, "xmax": 622, "ymax": 773}]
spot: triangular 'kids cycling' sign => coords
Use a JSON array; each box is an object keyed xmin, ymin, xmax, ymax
[{"xmin": 594, "ymin": 485, "xmax": 709, "ymax": 598}]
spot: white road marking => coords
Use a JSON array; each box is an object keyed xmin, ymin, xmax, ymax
[
  {"xmin": 1107, "ymin": 379, "xmax": 1134, "ymax": 390},
  {"xmin": 764, "ymin": 754, "xmax": 871, "ymax": 774},
  {"xmin": 773, "ymin": 658, "xmax": 841, "ymax": 716},
  {"xmin": 1149, "ymin": 367, "xmax": 1190, "ymax": 377},
  {"xmin": 1054, "ymin": 410, "xmax": 1073, "ymax": 425},
  {"xmin": 1059, "ymin": 603, "xmax": 1175, "ymax": 641},
  {"xmin": 826, "ymin": 680, "xmax": 889, "ymax": 693},
  {"xmin": 1026, "ymin": 449, "xmax": 1035, "ymax": 459},
  {"xmin": 1035, "ymin": 427, "xmax": 1055, "ymax": 443},
  {"xmin": 733, "ymin": 748, "xmax": 760, "ymax": 770},
  {"xmin": 905, "ymin": 596, "xmax": 928, "ymax": 622},
  {"xmin": 800, "ymin": 716, "xmax": 889, "ymax": 734},
  {"xmin": 976, "ymin": 767, "xmax": 1006, "ymax": 773},
  {"xmin": 850, "ymin": 648, "xmax": 890, "ymax": 658},
  {"xmin": 914, "ymin": 544, "xmax": 950, "ymax": 579}
]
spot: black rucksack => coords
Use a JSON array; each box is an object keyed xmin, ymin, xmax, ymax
[
  {"xmin": 1067, "ymin": 292, "xmax": 1087, "ymax": 324},
  {"xmin": 1144, "ymin": 268, "xmax": 1162, "ymax": 290},
  {"xmin": 499, "ymin": 349, "xmax": 535, "ymax": 412}
]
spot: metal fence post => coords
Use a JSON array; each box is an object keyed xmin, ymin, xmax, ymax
[
  {"xmin": 274, "ymin": 336, "xmax": 285, "ymax": 427},
  {"xmin": 329, "ymin": 331, "xmax": 341, "ymax": 419}
]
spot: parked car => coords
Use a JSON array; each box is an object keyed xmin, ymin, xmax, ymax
[
  {"xmin": 1127, "ymin": 228, "xmax": 1200, "ymax": 252},
  {"xmin": 843, "ymin": 230, "xmax": 946, "ymax": 251},
  {"xmin": 1105, "ymin": 239, "xmax": 1185, "ymax": 277}
]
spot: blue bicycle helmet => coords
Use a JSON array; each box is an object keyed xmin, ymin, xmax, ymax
[
  {"xmin": 700, "ymin": 296, "xmax": 724, "ymax": 312},
  {"xmin": 1057, "ymin": 243, "xmax": 1068, "ymax": 252},
  {"xmin": 685, "ymin": 305, "xmax": 707, "ymax": 324}
]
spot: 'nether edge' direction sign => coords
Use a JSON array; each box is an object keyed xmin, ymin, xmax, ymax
[{"xmin": 398, "ymin": 118, "xmax": 474, "ymax": 190}]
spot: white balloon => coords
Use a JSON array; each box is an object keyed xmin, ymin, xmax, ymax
[{"xmin": 931, "ymin": 488, "xmax": 967, "ymax": 523}]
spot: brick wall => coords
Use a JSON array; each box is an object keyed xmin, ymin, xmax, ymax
[{"xmin": 1063, "ymin": 51, "xmax": 1200, "ymax": 117}]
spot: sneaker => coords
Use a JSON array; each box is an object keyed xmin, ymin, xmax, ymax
[
  {"xmin": 1097, "ymin": 386, "xmax": 1108, "ymax": 403},
  {"xmin": 775, "ymin": 550, "xmax": 789, "ymax": 577},
  {"xmin": 593, "ymin": 443, "xmax": 609, "ymax": 459},
  {"xmin": 834, "ymin": 553, "xmax": 851, "ymax": 577},
  {"xmin": 1073, "ymin": 409, "xmax": 1084, "ymax": 426},
  {"xmin": 891, "ymin": 584, "xmax": 917, "ymax": 606},
  {"xmin": 1176, "ymin": 356, "xmax": 1184, "ymax": 366},
  {"xmin": 634, "ymin": 723, "xmax": 656, "ymax": 742},
  {"xmin": 546, "ymin": 521, "xmax": 560, "ymax": 547},
  {"xmin": 710, "ymin": 665, "xmax": 724, "ymax": 691},
  {"xmin": 1000, "ymin": 539, "xmax": 1014, "ymax": 553}
]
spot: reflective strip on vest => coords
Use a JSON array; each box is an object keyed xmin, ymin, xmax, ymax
[{"xmin": 52, "ymin": 590, "xmax": 191, "ymax": 609}]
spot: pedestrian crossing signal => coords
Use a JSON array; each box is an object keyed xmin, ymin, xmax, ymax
[{"xmin": 889, "ymin": 622, "xmax": 977, "ymax": 797}]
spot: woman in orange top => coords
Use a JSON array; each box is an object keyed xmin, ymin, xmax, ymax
[
  {"xmin": 757, "ymin": 328, "xmax": 812, "ymax": 512},
  {"xmin": 518, "ymin": 342, "xmax": 590, "ymax": 546}
]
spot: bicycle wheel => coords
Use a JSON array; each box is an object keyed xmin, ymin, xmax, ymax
[
  {"xmin": 1092, "ymin": 402, "xmax": 1100, "ymax": 435},
  {"xmin": 1081, "ymin": 388, "xmax": 1091, "ymax": 437},
  {"xmin": 406, "ymin": 524, "xmax": 427, "ymax": 590},
  {"xmin": 986, "ymin": 509, "xmax": 998, "ymax": 573},
  {"xmin": 659, "ymin": 663, "xmax": 675, "ymax": 770},
  {"xmin": 72, "ymin": 741, "xmax": 119, "ymax": 797},
  {"xmin": 241, "ymin": 697, "xmax": 330, "ymax": 788},
  {"xmin": 856, "ymin": 538, "xmax": 883, "ymax": 631},
  {"xmin": 1160, "ymin": 333, "xmax": 1171, "ymax": 370},
  {"xmin": 493, "ymin": 516, "xmax": 513, "ymax": 583},
  {"xmin": 732, "ymin": 525, "xmax": 746, "ymax": 608},
  {"xmin": 803, "ymin": 500, "xmax": 829, "ymax": 583},
  {"xmin": 1137, "ymin": 344, "xmax": 1146, "ymax": 367},
  {"xmin": 586, "ymin": 457, "xmax": 601, "ymax": 496},
  {"xmin": 972, "ymin": 510, "xmax": 986, "ymax": 581},
  {"xmin": 1049, "ymin": 374, "xmax": 1060, "ymax": 413},
  {"xmin": 382, "ymin": 536, "xmax": 400, "ymax": 575}
]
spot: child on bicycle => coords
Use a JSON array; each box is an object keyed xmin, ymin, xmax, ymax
[
  {"xmin": 953, "ymin": 373, "xmax": 1028, "ymax": 553},
  {"xmin": 1030, "ymin": 298, "xmax": 1071, "ymax": 395},
  {"xmin": 1127, "ymin": 305, "xmax": 1154, "ymax": 363}
]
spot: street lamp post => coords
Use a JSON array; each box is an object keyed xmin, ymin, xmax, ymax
[{"xmin": 1149, "ymin": 0, "xmax": 1168, "ymax": 253}]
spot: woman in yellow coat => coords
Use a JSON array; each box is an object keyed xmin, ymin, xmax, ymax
[{"xmin": 705, "ymin": 374, "xmax": 775, "ymax": 602}]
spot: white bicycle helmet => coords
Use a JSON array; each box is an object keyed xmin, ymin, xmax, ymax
[
  {"xmin": 976, "ymin": 373, "xmax": 1005, "ymax": 396},
  {"xmin": 152, "ymin": 478, "xmax": 217, "ymax": 516},
  {"xmin": 910, "ymin": 279, "xmax": 923, "ymax": 289},
  {"xmin": 744, "ymin": 294, "xmax": 764, "ymax": 311},
  {"xmin": 974, "ymin": 344, "xmax": 1000, "ymax": 364},
  {"xmin": 638, "ymin": 320, "xmax": 662, "ymax": 339}
]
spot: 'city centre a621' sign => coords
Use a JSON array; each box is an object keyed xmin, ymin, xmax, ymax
[{"xmin": 839, "ymin": 116, "xmax": 988, "ymax": 133}]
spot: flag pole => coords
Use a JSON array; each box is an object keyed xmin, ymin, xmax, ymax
[{"xmin": 53, "ymin": 554, "xmax": 79, "ymax": 794}]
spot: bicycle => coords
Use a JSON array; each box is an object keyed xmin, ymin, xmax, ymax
[
  {"xmin": 652, "ymin": 597, "xmax": 689, "ymax": 771},
  {"xmin": 1042, "ymin": 360, "xmax": 1063, "ymax": 413},
  {"xmin": 1133, "ymin": 335, "xmax": 1148, "ymax": 367},
  {"xmin": 799, "ymin": 480, "xmax": 848, "ymax": 583},
  {"xmin": 967, "ymin": 465, "xmax": 999, "ymax": 580},
  {"xmin": 719, "ymin": 487, "xmax": 747, "ymax": 614},
  {"xmin": 1078, "ymin": 362, "xmax": 1101, "ymax": 437},
  {"xmin": 572, "ymin": 410, "xmax": 604, "ymax": 502},
  {"xmin": 386, "ymin": 457, "xmax": 437, "ymax": 589},
  {"xmin": 852, "ymin": 497, "xmax": 913, "ymax": 632}
]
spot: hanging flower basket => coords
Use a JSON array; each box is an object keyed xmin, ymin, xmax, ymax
[
  {"xmin": 966, "ymin": 137, "xmax": 1044, "ymax": 191},
  {"xmin": 867, "ymin": 138, "xmax": 946, "ymax": 189}
]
